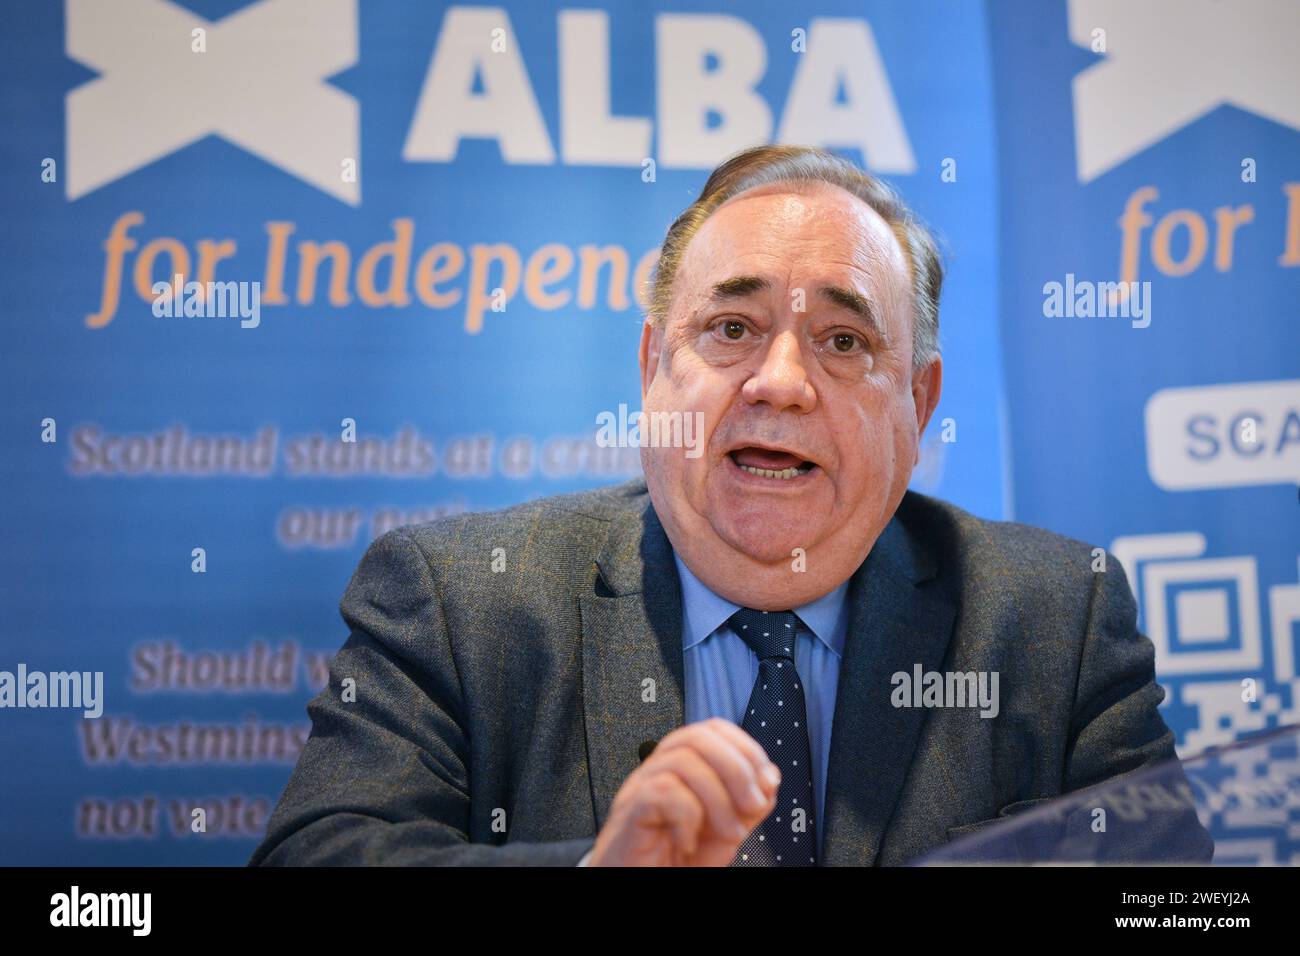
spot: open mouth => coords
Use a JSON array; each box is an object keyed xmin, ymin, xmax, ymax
[{"xmin": 726, "ymin": 446, "xmax": 819, "ymax": 481}]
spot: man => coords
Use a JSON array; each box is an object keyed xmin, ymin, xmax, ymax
[{"xmin": 250, "ymin": 145, "xmax": 1212, "ymax": 866}]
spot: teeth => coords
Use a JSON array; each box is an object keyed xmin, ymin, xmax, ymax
[{"xmin": 738, "ymin": 463, "xmax": 806, "ymax": 480}]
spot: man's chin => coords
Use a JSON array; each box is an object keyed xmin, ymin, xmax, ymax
[{"xmin": 710, "ymin": 518, "xmax": 818, "ymax": 567}]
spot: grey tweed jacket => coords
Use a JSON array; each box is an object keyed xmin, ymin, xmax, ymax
[{"xmin": 249, "ymin": 477, "xmax": 1211, "ymax": 866}]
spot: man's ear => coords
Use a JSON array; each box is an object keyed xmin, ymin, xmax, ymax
[
  {"xmin": 910, "ymin": 353, "xmax": 943, "ymax": 461},
  {"xmin": 639, "ymin": 319, "xmax": 662, "ymax": 402}
]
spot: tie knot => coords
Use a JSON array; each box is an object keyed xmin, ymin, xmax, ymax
[{"xmin": 728, "ymin": 607, "xmax": 799, "ymax": 659}]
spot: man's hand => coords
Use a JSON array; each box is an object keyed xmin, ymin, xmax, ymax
[{"xmin": 587, "ymin": 718, "xmax": 780, "ymax": 866}]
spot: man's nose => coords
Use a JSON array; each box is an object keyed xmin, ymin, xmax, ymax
[{"xmin": 741, "ymin": 331, "xmax": 816, "ymax": 412}]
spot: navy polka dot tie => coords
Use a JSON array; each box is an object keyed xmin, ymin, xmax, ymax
[{"xmin": 728, "ymin": 607, "xmax": 818, "ymax": 866}]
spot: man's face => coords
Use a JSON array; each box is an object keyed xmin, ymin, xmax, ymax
[{"xmin": 639, "ymin": 181, "xmax": 942, "ymax": 609}]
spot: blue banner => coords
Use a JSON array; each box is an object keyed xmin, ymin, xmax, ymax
[{"xmin": 1, "ymin": 0, "xmax": 1293, "ymax": 866}]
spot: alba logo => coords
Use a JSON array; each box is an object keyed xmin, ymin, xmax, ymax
[
  {"xmin": 1069, "ymin": 0, "xmax": 1300, "ymax": 183},
  {"xmin": 64, "ymin": 2, "xmax": 915, "ymax": 205},
  {"xmin": 64, "ymin": 0, "xmax": 360, "ymax": 204}
]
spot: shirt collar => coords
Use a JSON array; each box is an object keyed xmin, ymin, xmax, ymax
[{"xmin": 673, "ymin": 552, "xmax": 850, "ymax": 657}]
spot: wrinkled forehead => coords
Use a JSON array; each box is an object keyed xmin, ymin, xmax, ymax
[{"xmin": 675, "ymin": 180, "xmax": 912, "ymax": 320}]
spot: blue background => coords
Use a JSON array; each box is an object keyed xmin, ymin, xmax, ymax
[{"xmin": 0, "ymin": 0, "xmax": 1295, "ymax": 864}]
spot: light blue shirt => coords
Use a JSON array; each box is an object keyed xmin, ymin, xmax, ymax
[{"xmin": 674, "ymin": 552, "xmax": 850, "ymax": 858}]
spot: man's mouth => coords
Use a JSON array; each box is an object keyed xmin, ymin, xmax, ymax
[{"xmin": 726, "ymin": 446, "xmax": 819, "ymax": 481}]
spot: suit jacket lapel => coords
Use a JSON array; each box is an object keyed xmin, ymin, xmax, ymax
[
  {"xmin": 580, "ymin": 495, "xmax": 686, "ymax": 829},
  {"xmin": 820, "ymin": 505, "xmax": 957, "ymax": 865}
]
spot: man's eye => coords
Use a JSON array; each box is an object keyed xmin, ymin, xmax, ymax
[
  {"xmin": 831, "ymin": 333, "xmax": 861, "ymax": 352},
  {"xmin": 721, "ymin": 320, "xmax": 746, "ymax": 340}
]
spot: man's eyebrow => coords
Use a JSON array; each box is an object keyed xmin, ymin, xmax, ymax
[
  {"xmin": 708, "ymin": 275, "xmax": 771, "ymax": 300},
  {"xmin": 817, "ymin": 285, "xmax": 886, "ymax": 340},
  {"xmin": 704, "ymin": 276, "xmax": 887, "ymax": 341}
]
